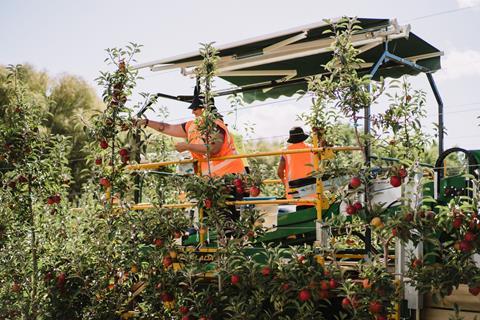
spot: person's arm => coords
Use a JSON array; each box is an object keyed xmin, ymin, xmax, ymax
[
  {"xmin": 175, "ymin": 131, "xmax": 223, "ymax": 155},
  {"xmin": 277, "ymin": 156, "xmax": 286, "ymax": 180},
  {"xmin": 138, "ymin": 119, "xmax": 187, "ymax": 138}
]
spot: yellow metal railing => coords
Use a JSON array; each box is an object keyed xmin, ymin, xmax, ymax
[
  {"xmin": 126, "ymin": 146, "xmax": 360, "ymax": 171},
  {"xmin": 126, "ymin": 145, "xmax": 361, "ymax": 244},
  {"xmin": 131, "ymin": 198, "xmax": 316, "ymax": 211}
]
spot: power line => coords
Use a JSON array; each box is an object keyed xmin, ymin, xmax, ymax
[{"xmin": 405, "ymin": 4, "xmax": 480, "ymax": 22}]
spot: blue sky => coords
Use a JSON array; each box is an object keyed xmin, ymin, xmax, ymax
[{"xmin": 1, "ymin": 0, "xmax": 480, "ymax": 150}]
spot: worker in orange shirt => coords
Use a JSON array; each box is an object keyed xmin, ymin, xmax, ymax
[
  {"xmin": 277, "ymin": 127, "xmax": 315, "ymax": 201},
  {"xmin": 138, "ymin": 94, "xmax": 245, "ymax": 177}
]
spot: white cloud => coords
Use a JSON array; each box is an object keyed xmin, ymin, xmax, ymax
[
  {"xmin": 436, "ymin": 49, "xmax": 480, "ymax": 81},
  {"xmin": 456, "ymin": 0, "xmax": 480, "ymax": 8}
]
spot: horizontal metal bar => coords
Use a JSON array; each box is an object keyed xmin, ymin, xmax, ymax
[
  {"xmin": 131, "ymin": 198, "xmax": 316, "ymax": 210},
  {"xmin": 126, "ymin": 146, "xmax": 361, "ymax": 171},
  {"xmin": 385, "ymin": 52, "xmax": 431, "ymax": 73},
  {"xmin": 263, "ymin": 179, "xmax": 282, "ymax": 184}
]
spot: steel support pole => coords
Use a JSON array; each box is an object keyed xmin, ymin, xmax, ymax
[
  {"xmin": 426, "ymin": 73, "xmax": 444, "ymax": 156},
  {"xmin": 133, "ymin": 131, "xmax": 141, "ymax": 204}
]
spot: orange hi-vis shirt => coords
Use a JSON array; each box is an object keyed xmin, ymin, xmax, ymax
[
  {"xmin": 185, "ymin": 119, "xmax": 245, "ymax": 177},
  {"xmin": 283, "ymin": 141, "xmax": 315, "ymax": 199},
  {"xmin": 284, "ymin": 142, "xmax": 314, "ymax": 181}
]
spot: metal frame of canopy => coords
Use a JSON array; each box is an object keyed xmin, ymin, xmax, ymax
[{"xmin": 133, "ymin": 17, "xmax": 444, "ymax": 156}]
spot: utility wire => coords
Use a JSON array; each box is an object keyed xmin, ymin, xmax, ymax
[{"xmin": 405, "ymin": 4, "xmax": 480, "ymax": 23}]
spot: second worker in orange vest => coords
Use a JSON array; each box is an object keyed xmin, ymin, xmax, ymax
[
  {"xmin": 277, "ymin": 127, "xmax": 314, "ymax": 199},
  {"xmin": 138, "ymin": 94, "xmax": 245, "ymax": 177}
]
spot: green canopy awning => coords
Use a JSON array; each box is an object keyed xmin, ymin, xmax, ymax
[{"xmin": 135, "ymin": 17, "xmax": 442, "ymax": 104}]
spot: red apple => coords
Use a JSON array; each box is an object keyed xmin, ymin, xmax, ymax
[
  {"xmin": 460, "ymin": 240, "xmax": 472, "ymax": 252},
  {"xmin": 453, "ymin": 217, "xmax": 463, "ymax": 229},
  {"xmin": 249, "ymin": 186, "xmax": 260, "ymax": 197},
  {"xmin": 465, "ymin": 231, "xmax": 476, "ymax": 242},
  {"xmin": 203, "ymin": 199, "xmax": 212, "ymax": 209},
  {"xmin": 369, "ymin": 300, "xmax": 383, "ymax": 314},
  {"xmin": 56, "ymin": 272, "xmax": 66, "ymax": 288},
  {"xmin": 179, "ymin": 306, "xmax": 189, "ymax": 314},
  {"xmin": 390, "ymin": 175, "xmax": 402, "ymax": 188},
  {"xmin": 119, "ymin": 148, "xmax": 129, "ymax": 157},
  {"xmin": 47, "ymin": 197, "xmax": 55, "ymax": 205},
  {"xmin": 99, "ymin": 140, "xmax": 108, "ymax": 149},
  {"xmin": 320, "ymin": 280, "xmax": 330, "ymax": 290},
  {"xmin": 153, "ymin": 238, "xmax": 164, "ymax": 247},
  {"xmin": 261, "ymin": 267, "xmax": 271, "ymax": 277},
  {"xmin": 53, "ymin": 194, "xmax": 61, "ymax": 204},
  {"xmin": 233, "ymin": 178, "xmax": 243, "ymax": 187},
  {"xmin": 468, "ymin": 286, "xmax": 480, "ymax": 296},
  {"xmin": 162, "ymin": 256, "xmax": 173, "ymax": 268},
  {"xmin": 95, "ymin": 158, "xmax": 102, "ymax": 165},
  {"xmin": 298, "ymin": 289, "xmax": 311, "ymax": 301},
  {"xmin": 353, "ymin": 202, "xmax": 363, "ymax": 211},
  {"xmin": 99, "ymin": 177, "xmax": 111, "ymax": 187},
  {"xmin": 329, "ymin": 278, "xmax": 338, "ymax": 289},
  {"xmin": 341, "ymin": 297, "xmax": 351, "ymax": 309},
  {"xmin": 346, "ymin": 205, "xmax": 357, "ymax": 215},
  {"xmin": 235, "ymin": 186, "xmax": 244, "ymax": 195},
  {"xmin": 231, "ymin": 274, "xmax": 240, "ymax": 285},
  {"xmin": 350, "ymin": 177, "xmax": 361, "ymax": 189},
  {"xmin": 398, "ymin": 168, "xmax": 408, "ymax": 178}
]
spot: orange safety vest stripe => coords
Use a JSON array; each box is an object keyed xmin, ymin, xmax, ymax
[{"xmin": 185, "ymin": 119, "xmax": 245, "ymax": 176}]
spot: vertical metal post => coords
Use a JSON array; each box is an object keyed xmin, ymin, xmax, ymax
[
  {"xmin": 197, "ymin": 162, "xmax": 205, "ymax": 245},
  {"xmin": 312, "ymin": 133, "xmax": 323, "ymax": 222},
  {"xmin": 363, "ymin": 47, "xmax": 387, "ymax": 255},
  {"xmin": 426, "ymin": 73, "xmax": 444, "ymax": 156},
  {"xmin": 364, "ymin": 94, "xmax": 371, "ymax": 164},
  {"xmin": 366, "ymin": 42, "xmax": 388, "ymax": 164},
  {"xmin": 363, "ymin": 83, "xmax": 374, "ymax": 255},
  {"xmin": 133, "ymin": 131, "xmax": 141, "ymax": 204}
]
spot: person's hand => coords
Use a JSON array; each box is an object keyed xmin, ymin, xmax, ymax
[{"xmin": 175, "ymin": 142, "xmax": 189, "ymax": 152}]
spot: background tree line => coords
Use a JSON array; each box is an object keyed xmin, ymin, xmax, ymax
[{"xmin": 0, "ymin": 64, "xmax": 102, "ymax": 203}]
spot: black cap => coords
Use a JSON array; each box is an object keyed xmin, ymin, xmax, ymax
[{"xmin": 287, "ymin": 127, "xmax": 309, "ymax": 143}]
